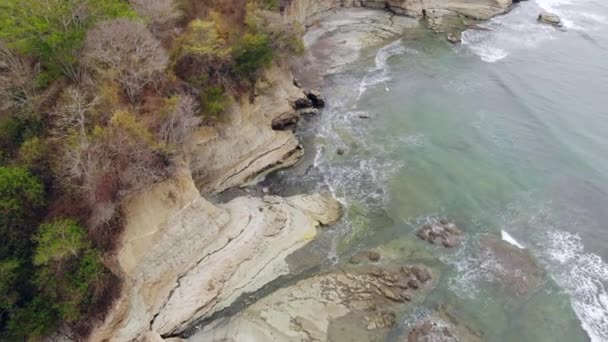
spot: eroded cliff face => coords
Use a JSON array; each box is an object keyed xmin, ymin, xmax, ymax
[
  {"xmin": 283, "ymin": 0, "xmax": 512, "ymax": 26},
  {"xmin": 90, "ymin": 168, "xmax": 342, "ymax": 341},
  {"xmin": 187, "ymin": 66, "xmax": 306, "ymax": 195}
]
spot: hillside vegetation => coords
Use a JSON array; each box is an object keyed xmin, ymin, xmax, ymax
[{"xmin": 0, "ymin": 0, "xmax": 302, "ymax": 339}]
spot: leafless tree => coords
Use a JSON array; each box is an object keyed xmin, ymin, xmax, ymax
[
  {"xmin": 156, "ymin": 95, "xmax": 201, "ymax": 147},
  {"xmin": 0, "ymin": 43, "xmax": 41, "ymax": 114},
  {"xmin": 52, "ymin": 87, "xmax": 97, "ymax": 139},
  {"xmin": 82, "ymin": 19, "xmax": 169, "ymax": 102},
  {"xmin": 129, "ymin": 0, "xmax": 182, "ymax": 38}
]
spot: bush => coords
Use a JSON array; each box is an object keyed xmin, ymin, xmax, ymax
[
  {"xmin": 83, "ymin": 19, "xmax": 169, "ymax": 102},
  {"xmin": 233, "ymin": 32, "xmax": 274, "ymax": 79},
  {"xmin": 0, "ymin": 166, "xmax": 44, "ymax": 227},
  {"xmin": 173, "ymin": 18, "xmax": 233, "ymax": 84},
  {"xmin": 200, "ymin": 86, "xmax": 230, "ymax": 118},
  {"xmin": 34, "ymin": 219, "xmax": 86, "ymax": 266}
]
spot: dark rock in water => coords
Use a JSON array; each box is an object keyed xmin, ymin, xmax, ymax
[
  {"xmin": 298, "ymin": 107, "xmax": 320, "ymax": 116},
  {"xmin": 538, "ymin": 12, "xmax": 562, "ymax": 27},
  {"xmin": 358, "ymin": 114, "xmax": 371, "ymax": 119},
  {"xmin": 271, "ymin": 111, "xmax": 299, "ymax": 130},
  {"xmin": 446, "ymin": 32, "xmax": 461, "ymax": 44},
  {"xmin": 337, "ymin": 148, "xmax": 346, "ymax": 155},
  {"xmin": 349, "ymin": 250, "xmax": 381, "ymax": 264},
  {"xmin": 305, "ymin": 89, "xmax": 326, "ymax": 108},
  {"xmin": 293, "ymin": 97, "xmax": 314, "ymax": 109},
  {"xmin": 416, "ymin": 219, "xmax": 463, "ymax": 247}
]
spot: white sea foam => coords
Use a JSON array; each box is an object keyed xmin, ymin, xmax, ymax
[
  {"xmin": 461, "ymin": 4, "xmax": 557, "ymax": 63},
  {"xmin": 357, "ymin": 39, "xmax": 412, "ymax": 99},
  {"xmin": 541, "ymin": 230, "xmax": 608, "ymax": 342},
  {"xmin": 501, "ymin": 230, "xmax": 525, "ymax": 249}
]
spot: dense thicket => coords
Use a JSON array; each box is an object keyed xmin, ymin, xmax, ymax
[{"xmin": 0, "ymin": 0, "xmax": 302, "ymax": 339}]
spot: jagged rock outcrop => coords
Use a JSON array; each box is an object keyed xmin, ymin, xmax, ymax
[
  {"xmin": 190, "ymin": 265, "xmax": 436, "ymax": 341},
  {"xmin": 89, "ymin": 170, "xmax": 342, "ymax": 341},
  {"xmin": 416, "ymin": 218, "xmax": 463, "ymax": 247}
]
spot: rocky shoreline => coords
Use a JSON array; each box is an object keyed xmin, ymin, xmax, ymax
[{"xmin": 90, "ymin": 1, "xmax": 518, "ymax": 341}]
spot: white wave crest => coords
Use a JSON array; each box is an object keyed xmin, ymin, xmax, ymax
[
  {"xmin": 357, "ymin": 39, "xmax": 412, "ymax": 99},
  {"xmin": 542, "ymin": 230, "xmax": 608, "ymax": 342}
]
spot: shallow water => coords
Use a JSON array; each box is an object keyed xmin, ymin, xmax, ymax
[{"xmin": 266, "ymin": 0, "xmax": 608, "ymax": 340}]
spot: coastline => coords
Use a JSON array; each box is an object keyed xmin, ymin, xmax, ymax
[{"xmin": 89, "ymin": 2, "xmax": 517, "ymax": 341}]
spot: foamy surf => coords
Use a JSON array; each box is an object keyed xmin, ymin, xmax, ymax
[
  {"xmin": 542, "ymin": 230, "xmax": 608, "ymax": 342},
  {"xmin": 357, "ymin": 39, "xmax": 412, "ymax": 99},
  {"xmin": 501, "ymin": 230, "xmax": 525, "ymax": 249}
]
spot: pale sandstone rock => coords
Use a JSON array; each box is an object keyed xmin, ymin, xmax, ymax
[
  {"xmin": 283, "ymin": 0, "xmax": 513, "ymax": 25},
  {"xmin": 190, "ymin": 266, "xmax": 436, "ymax": 341},
  {"xmin": 187, "ymin": 66, "xmax": 306, "ymax": 195},
  {"xmin": 90, "ymin": 170, "xmax": 341, "ymax": 341}
]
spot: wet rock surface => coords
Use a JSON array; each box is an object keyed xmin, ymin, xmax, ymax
[{"xmin": 416, "ymin": 219, "xmax": 463, "ymax": 247}]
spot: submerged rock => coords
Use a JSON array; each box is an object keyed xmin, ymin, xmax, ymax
[
  {"xmin": 191, "ymin": 265, "xmax": 435, "ymax": 341},
  {"xmin": 349, "ymin": 250, "xmax": 382, "ymax": 264},
  {"xmin": 416, "ymin": 219, "xmax": 463, "ymax": 247},
  {"xmin": 481, "ymin": 236, "xmax": 543, "ymax": 298},
  {"xmin": 538, "ymin": 12, "xmax": 562, "ymax": 27}
]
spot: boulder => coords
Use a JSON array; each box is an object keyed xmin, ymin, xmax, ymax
[
  {"xmin": 416, "ymin": 219, "xmax": 463, "ymax": 247},
  {"xmin": 538, "ymin": 12, "xmax": 562, "ymax": 27},
  {"xmin": 293, "ymin": 96, "xmax": 314, "ymax": 109},
  {"xmin": 447, "ymin": 32, "xmax": 462, "ymax": 44},
  {"xmin": 305, "ymin": 89, "xmax": 326, "ymax": 108}
]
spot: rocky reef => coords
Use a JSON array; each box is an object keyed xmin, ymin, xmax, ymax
[{"xmin": 190, "ymin": 264, "xmax": 436, "ymax": 341}]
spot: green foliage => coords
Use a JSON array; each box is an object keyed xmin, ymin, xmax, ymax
[
  {"xmin": 200, "ymin": 86, "xmax": 229, "ymax": 118},
  {"xmin": 6, "ymin": 295, "xmax": 59, "ymax": 339},
  {"xmin": 33, "ymin": 219, "xmax": 86, "ymax": 266},
  {"xmin": 0, "ymin": 0, "xmax": 136, "ymax": 83},
  {"xmin": 35, "ymin": 247, "xmax": 106, "ymax": 323},
  {"xmin": 16, "ymin": 137, "xmax": 50, "ymax": 175},
  {"xmin": 0, "ymin": 166, "xmax": 44, "ymax": 226},
  {"xmin": 250, "ymin": 0, "xmax": 279, "ymax": 11},
  {"xmin": 0, "ymin": 259, "xmax": 20, "ymax": 313},
  {"xmin": 233, "ymin": 33, "xmax": 274, "ymax": 78},
  {"xmin": 176, "ymin": 19, "xmax": 231, "ymax": 62}
]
